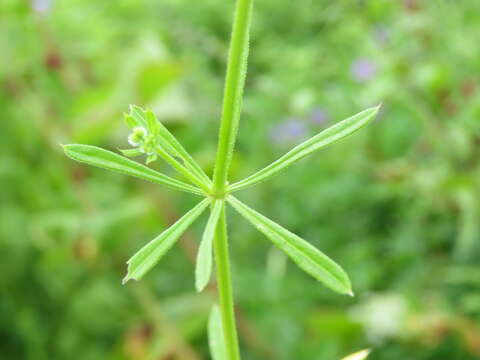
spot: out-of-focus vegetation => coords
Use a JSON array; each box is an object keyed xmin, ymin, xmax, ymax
[{"xmin": 1, "ymin": 0, "xmax": 480, "ymax": 359}]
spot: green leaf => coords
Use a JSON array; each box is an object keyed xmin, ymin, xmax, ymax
[
  {"xmin": 145, "ymin": 109, "xmax": 212, "ymax": 185},
  {"xmin": 63, "ymin": 144, "xmax": 202, "ymax": 195},
  {"xmin": 127, "ymin": 106, "xmax": 212, "ymax": 190},
  {"xmin": 123, "ymin": 113, "xmax": 138, "ymax": 129},
  {"xmin": 230, "ymin": 105, "xmax": 380, "ymax": 192},
  {"xmin": 342, "ymin": 349, "xmax": 371, "ymax": 360},
  {"xmin": 146, "ymin": 153, "xmax": 158, "ymax": 164},
  {"xmin": 129, "ymin": 105, "xmax": 148, "ymax": 128},
  {"xmin": 123, "ymin": 198, "xmax": 210, "ymax": 283},
  {"xmin": 145, "ymin": 109, "xmax": 159, "ymax": 137},
  {"xmin": 208, "ymin": 305, "xmax": 228, "ymax": 360},
  {"xmin": 195, "ymin": 200, "xmax": 224, "ymax": 292},
  {"xmin": 119, "ymin": 148, "xmax": 143, "ymax": 157},
  {"xmin": 227, "ymin": 195, "xmax": 352, "ymax": 295}
]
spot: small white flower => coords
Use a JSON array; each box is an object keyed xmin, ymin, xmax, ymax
[{"xmin": 128, "ymin": 127, "xmax": 148, "ymax": 147}]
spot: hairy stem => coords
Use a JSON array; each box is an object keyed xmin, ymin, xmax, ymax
[
  {"xmin": 214, "ymin": 206, "xmax": 241, "ymax": 360},
  {"xmin": 211, "ymin": 0, "xmax": 254, "ymax": 358},
  {"xmin": 212, "ymin": 0, "xmax": 254, "ymax": 193}
]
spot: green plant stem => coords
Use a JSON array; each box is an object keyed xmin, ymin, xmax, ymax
[
  {"xmin": 214, "ymin": 205, "xmax": 241, "ymax": 360},
  {"xmin": 210, "ymin": 0, "xmax": 254, "ymax": 357},
  {"xmin": 212, "ymin": 0, "xmax": 254, "ymax": 194}
]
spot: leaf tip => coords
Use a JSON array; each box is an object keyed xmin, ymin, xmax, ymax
[
  {"xmin": 122, "ymin": 261, "xmax": 138, "ymax": 285},
  {"xmin": 342, "ymin": 348, "xmax": 371, "ymax": 360},
  {"xmin": 122, "ymin": 272, "xmax": 138, "ymax": 285},
  {"xmin": 62, "ymin": 144, "xmax": 75, "ymax": 157},
  {"xmin": 347, "ymin": 289, "xmax": 355, "ymax": 297},
  {"xmin": 195, "ymin": 281, "xmax": 205, "ymax": 293},
  {"xmin": 195, "ymin": 265, "xmax": 210, "ymax": 293},
  {"xmin": 130, "ymin": 104, "xmax": 143, "ymax": 112}
]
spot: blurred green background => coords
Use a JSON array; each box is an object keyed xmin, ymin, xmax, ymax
[{"xmin": 1, "ymin": 0, "xmax": 480, "ymax": 359}]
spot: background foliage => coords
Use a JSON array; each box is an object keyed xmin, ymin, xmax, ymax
[{"xmin": 1, "ymin": 0, "xmax": 479, "ymax": 359}]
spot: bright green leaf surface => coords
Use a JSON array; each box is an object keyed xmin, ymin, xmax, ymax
[
  {"xmin": 129, "ymin": 105, "xmax": 148, "ymax": 128},
  {"xmin": 123, "ymin": 198, "xmax": 210, "ymax": 283},
  {"xmin": 130, "ymin": 106, "xmax": 211, "ymax": 185},
  {"xmin": 195, "ymin": 200, "xmax": 224, "ymax": 292},
  {"xmin": 148, "ymin": 109, "xmax": 211, "ymax": 184},
  {"xmin": 119, "ymin": 148, "xmax": 143, "ymax": 157},
  {"xmin": 209, "ymin": 305, "xmax": 228, "ymax": 360},
  {"xmin": 227, "ymin": 196, "xmax": 352, "ymax": 295},
  {"xmin": 63, "ymin": 144, "xmax": 202, "ymax": 195},
  {"xmin": 124, "ymin": 106, "xmax": 212, "ymax": 192},
  {"xmin": 230, "ymin": 105, "xmax": 380, "ymax": 192},
  {"xmin": 123, "ymin": 113, "xmax": 138, "ymax": 129}
]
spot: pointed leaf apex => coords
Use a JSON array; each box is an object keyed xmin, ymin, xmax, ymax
[
  {"xmin": 342, "ymin": 349, "xmax": 371, "ymax": 360},
  {"xmin": 122, "ymin": 274, "xmax": 131, "ymax": 285},
  {"xmin": 124, "ymin": 199, "xmax": 209, "ymax": 283},
  {"xmin": 195, "ymin": 281, "xmax": 206, "ymax": 293},
  {"xmin": 347, "ymin": 290, "xmax": 355, "ymax": 297},
  {"xmin": 122, "ymin": 276, "xmax": 137, "ymax": 285},
  {"xmin": 130, "ymin": 104, "xmax": 143, "ymax": 112},
  {"xmin": 122, "ymin": 262, "xmax": 136, "ymax": 285}
]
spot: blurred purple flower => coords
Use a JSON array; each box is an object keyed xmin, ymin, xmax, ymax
[
  {"xmin": 31, "ymin": 0, "xmax": 51, "ymax": 14},
  {"xmin": 373, "ymin": 26, "xmax": 390, "ymax": 47},
  {"xmin": 269, "ymin": 118, "xmax": 307, "ymax": 146},
  {"xmin": 351, "ymin": 58, "xmax": 377, "ymax": 82},
  {"xmin": 310, "ymin": 108, "xmax": 330, "ymax": 126}
]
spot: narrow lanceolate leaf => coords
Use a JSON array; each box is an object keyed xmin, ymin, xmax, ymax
[
  {"xmin": 123, "ymin": 198, "xmax": 210, "ymax": 284},
  {"xmin": 342, "ymin": 349, "xmax": 371, "ymax": 360},
  {"xmin": 229, "ymin": 105, "xmax": 380, "ymax": 192},
  {"xmin": 195, "ymin": 200, "xmax": 224, "ymax": 292},
  {"xmin": 63, "ymin": 144, "xmax": 202, "ymax": 196},
  {"xmin": 208, "ymin": 305, "xmax": 228, "ymax": 360},
  {"xmin": 227, "ymin": 195, "xmax": 352, "ymax": 295},
  {"xmin": 156, "ymin": 123, "xmax": 212, "ymax": 186}
]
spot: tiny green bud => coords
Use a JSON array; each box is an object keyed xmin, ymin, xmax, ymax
[{"xmin": 142, "ymin": 134, "xmax": 157, "ymax": 155}]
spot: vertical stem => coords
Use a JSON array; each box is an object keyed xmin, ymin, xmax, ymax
[
  {"xmin": 211, "ymin": 0, "xmax": 254, "ymax": 358},
  {"xmin": 214, "ymin": 206, "xmax": 241, "ymax": 360},
  {"xmin": 213, "ymin": 0, "xmax": 254, "ymax": 193}
]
